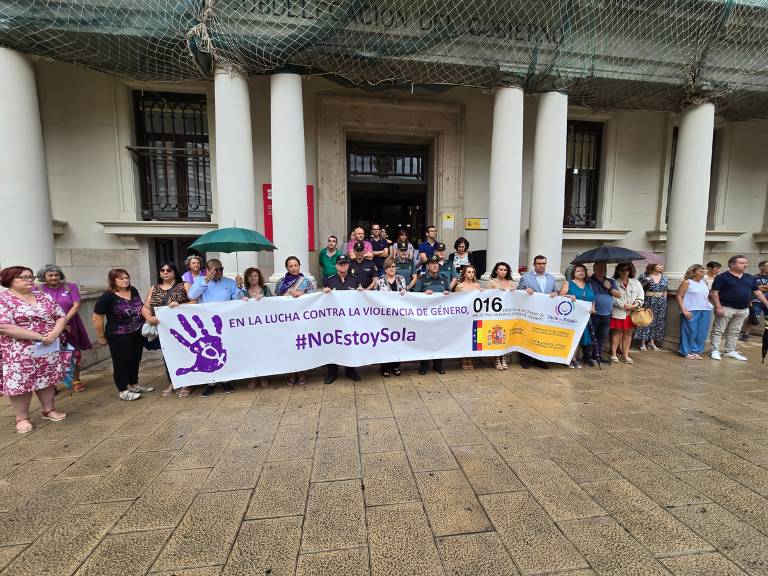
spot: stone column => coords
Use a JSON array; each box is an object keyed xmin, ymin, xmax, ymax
[
  {"xmin": 529, "ymin": 91, "xmax": 568, "ymax": 274},
  {"xmin": 0, "ymin": 48, "xmax": 55, "ymax": 270},
  {"xmin": 665, "ymin": 102, "xmax": 715, "ymax": 278},
  {"xmin": 213, "ymin": 66, "xmax": 259, "ymax": 273},
  {"xmin": 484, "ymin": 87, "xmax": 524, "ymax": 280},
  {"xmin": 269, "ymin": 73, "xmax": 312, "ymax": 282}
]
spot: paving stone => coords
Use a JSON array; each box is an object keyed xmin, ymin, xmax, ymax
[
  {"xmin": 558, "ymin": 515, "xmax": 670, "ymax": 575},
  {"xmin": 359, "ymin": 418, "xmax": 403, "ymax": 453},
  {"xmin": 318, "ymin": 408, "xmax": 357, "ymax": 438},
  {"xmin": 312, "ymin": 436, "xmax": 361, "ymax": 481},
  {"xmin": 672, "ymin": 502, "xmax": 768, "ymax": 575},
  {"xmin": 0, "ymin": 476, "xmax": 100, "ymax": 545},
  {"xmin": 167, "ymin": 429, "xmax": 234, "ymax": 470},
  {"xmin": 415, "ymin": 468, "xmax": 491, "ymax": 536},
  {"xmin": 296, "ymin": 547, "xmax": 370, "ymax": 576},
  {"xmin": 84, "ymin": 450, "xmax": 173, "ymax": 502},
  {"xmin": 480, "ymin": 492, "xmax": 588, "ymax": 575},
  {"xmin": 246, "ymin": 459, "xmax": 312, "ymax": 519},
  {"xmin": 356, "ymin": 394, "xmax": 394, "ymax": 419},
  {"xmin": 611, "ymin": 429, "xmax": 709, "ymax": 472},
  {"xmin": 222, "ymin": 517, "xmax": 302, "ymax": 576},
  {"xmin": 436, "ymin": 532, "xmax": 519, "ymax": 576},
  {"xmin": 432, "ymin": 412, "xmax": 487, "ymax": 446},
  {"xmin": 367, "ymin": 502, "xmax": 445, "ymax": 576},
  {"xmin": 661, "ymin": 552, "xmax": 749, "ymax": 575},
  {"xmin": 0, "ymin": 501, "xmax": 130, "ymax": 576},
  {"xmin": 151, "ymin": 567, "xmax": 222, "ymax": 576},
  {"xmin": 677, "ymin": 468, "xmax": 768, "ymax": 535},
  {"xmin": 0, "ymin": 546, "xmax": 26, "ymax": 571},
  {"xmin": 452, "ymin": 444, "xmax": 524, "ymax": 494},
  {"xmin": 75, "ymin": 528, "xmax": 172, "ymax": 576},
  {"xmin": 582, "ymin": 479, "xmax": 712, "ymax": 556},
  {"xmin": 113, "ymin": 468, "xmax": 211, "ymax": 532},
  {"xmin": 0, "ymin": 457, "xmax": 75, "ymax": 505},
  {"xmin": 600, "ymin": 450, "xmax": 710, "ymax": 507},
  {"xmin": 202, "ymin": 442, "xmax": 267, "ymax": 491},
  {"xmin": 678, "ymin": 442, "xmax": 768, "ymax": 496},
  {"xmin": 533, "ymin": 435, "xmax": 623, "ymax": 483},
  {"xmin": 135, "ymin": 416, "xmax": 206, "ymax": 451},
  {"xmin": 301, "ymin": 479, "xmax": 366, "ymax": 553},
  {"xmin": 112, "ymin": 409, "xmax": 174, "ymax": 436},
  {"xmin": 361, "ymin": 451, "xmax": 420, "ymax": 506},
  {"xmin": 400, "ymin": 428, "xmax": 458, "ymax": 471},
  {"xmin": 267, "ymin": 424, "xmax": 317, "ymax": 461},
  {"xmin": 152, "ymin": 489, "xmax": 251, "ymax": 572},
  {"xmin": 511, "ymin": 459, "xmax": 606, "ymax": 521}
]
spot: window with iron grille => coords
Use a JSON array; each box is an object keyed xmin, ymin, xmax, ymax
[
  {"xmin": 129, "ymin": 92, "xmax": 211, "ymax": 221},
  {"xmin": 347, "ymin": 143, "xmax": 427, "ymax": 182},
  {"xmin": 563, "ymin": 121, "xmax": 603, "ymax": 228}
]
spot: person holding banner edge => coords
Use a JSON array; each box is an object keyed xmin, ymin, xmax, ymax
[
  {"xmin": 516, "ymin": 255, "xmax": 558, "ymax": 369},
  {"xmin": 276, "ymin": 257, "xmax": 313, "ymax": 385},
  {"xmin": 413, "ymin": 255, "xmax": 451, "ymax": 375},
  {"xmin": 188, "ymin": 259, "xmax": 241, "ymax": 396},
  {"xmin": 322, "ymin": 255, "xmax": 363, "ymax": 384}
]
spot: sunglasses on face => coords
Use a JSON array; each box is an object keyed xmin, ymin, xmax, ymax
[
  {"xmin": 160, "ymin": 268, "xmax": 173, "ymax": 273},
  {"xmin": 212, "ymin": 267, "xmax": 224, "ymax": 272}
]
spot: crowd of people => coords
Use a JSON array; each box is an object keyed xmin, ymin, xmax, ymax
[{"xmin": 1, "ymin": 222, "xmax": 766, "ymax": 434}]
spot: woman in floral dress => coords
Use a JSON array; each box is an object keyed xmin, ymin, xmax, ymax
[
  {"xmin": 635, "ymin": 263, "xmax": 669, "ymax": 351},
  {"xmin": 0, "ymin": 266, "xmax": 69, "ymax": 434}
]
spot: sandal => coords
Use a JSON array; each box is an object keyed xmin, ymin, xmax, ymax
[
  {"xmin": 41, "ymin": 410, "xmax": 66, "ymax": 422},
  {"xmin": 286, "ymin": 375, "xmax": 296, "ymax": 386},
  {"xmin": 393, "ymin": 368, "xmax": 401, "ymax": 376},
  {"xmin": 501, "ymin": 357, "xmax": 508, "ymax": 370},
  {"xmin": 495, "ymin": 358, "xmax": 504, "ymax": 370},
  {"xmin": 15, "ymin": 418, "xmax": 33, "ymax": 434},
  {"xmin": 382, "ymin": 370, "xmax": 391, "ymax": 378},
  {"xmin": 247, "ymin": 380, "xmax": 257, "ymax": 389},
  {"xmin": 72, "ymin": 380, "xmax": 87, "ymax": 393},
  {"xmin": 162, "ymin": 385, "xmax": 175, "ymax": 397},
  {"xmin": 296, "ymin": 374, "xmax": 306, "ymax": 386},
  {"xmin": 178, "ymin": 387, "xmax": 191, "ymax": 398},
  {"xmin": 622, "ymin": 356, "xmax": 634, "ymax": 364}
]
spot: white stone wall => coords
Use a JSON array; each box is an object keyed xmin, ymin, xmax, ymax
[{"xmin": 34, "ymin": 61, "xmax": 768, "ymax": 289}]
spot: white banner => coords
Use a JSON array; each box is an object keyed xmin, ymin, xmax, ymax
[{"xmin": 156, "ymin": 290, "xmax": 592, "ymax": 388}]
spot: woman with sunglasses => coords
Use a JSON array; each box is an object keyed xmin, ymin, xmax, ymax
[
  {"xmin": 0, "ymin": 266, "xmax": 69, "ymax": 433},
  {"xmin": 142, "ymin": 262, "xmax": 190, "ymax": 397},
  {"xmin": 610, "ymin": 263, "xmax": 644, "ymax": 364}
]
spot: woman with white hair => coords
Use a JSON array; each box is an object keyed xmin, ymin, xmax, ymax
[
  {"xmin": 36, "ymin": 264, "xmax": 91, "ymax": 392},
  {"xmin": 182, "ymin": 254, "xmax": 205, "ymax": 298}
]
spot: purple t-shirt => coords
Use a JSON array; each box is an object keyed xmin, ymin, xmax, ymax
[
  {"xmin": 37, "ymin": 282, "xmax": 81, "ymax": 314},
  {"xmin": 93, "ymin": 287, "xmax": 144, "ymax": 335}
]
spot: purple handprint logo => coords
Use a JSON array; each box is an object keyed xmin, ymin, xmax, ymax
[{"xmin": 169, "ymin": 313, "xmax": 227, "ymax": 376}]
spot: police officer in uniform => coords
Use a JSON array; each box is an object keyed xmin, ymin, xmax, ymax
[
  {"xmin": 412, "ymin": 255, "xmax": 451, "ymax": 375},
  {"xmin": 322, "ymin": 255, "xmax": 363, "ymax": 383},
  {"xmin": 434, "ymin": 242, "xmax": 459, "ymax": 291},
  {"xmin": 349, "ymin": 241, "xmax": 378, "ymax": 290}
]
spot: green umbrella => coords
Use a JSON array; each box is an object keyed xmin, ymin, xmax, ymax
[{"xmin": 190, "ymin": 227, "xmax": 277, "ymax": 273}]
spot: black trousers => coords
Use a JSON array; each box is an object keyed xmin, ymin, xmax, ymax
[
  {"xmin": 327, "ymin": 364, "xmax": 358, "ymax": 378},
  {"xmin": 419, "ymin": 359, "xmax": 443, "ymax": 371},
  {"xmin": 107, "ymin": 330, "xmax": 144, "ymax": 392},
  {"xmin": 591, "ymin": 315, "xmax": 611, "ymax": 359}
]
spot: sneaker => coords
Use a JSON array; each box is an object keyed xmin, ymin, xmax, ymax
[
  {"xmin": 710, "ymin": 350, "xmax": 721, "ymax": 361},
  {"xmin": 725, "ymin": 351, "xmax": 748, "ymax": 361},
  {"xmin": 200, "ymin": 385, "xmax": 216, "ymax": 398},
  {"xmin": 119, "ymin": 390, "xmax": 141, "ymax": 401},
  {"xmin": 128, "ymin": 384, "xmax": 154, "ymax": 393},
  {"xmin": 739, "ymin": 333, "xmax": 750, "ymax": 342},
  {"xmin": 222, "ymin": 383, "xmax": 235, "ymax": 394}
]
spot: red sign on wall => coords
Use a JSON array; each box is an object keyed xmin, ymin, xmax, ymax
[{"xmin": 262, "ymin": 183, "xmax": 315, "ymax": 251}]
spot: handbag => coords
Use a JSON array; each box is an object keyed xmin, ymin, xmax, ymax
[
  {"xmin": 630, "ymin": 306, "xmax": 654, "ymax": 327},
  {"xmin": 141, "ymin": 322, "xmax": 159, "ymax": 341}
]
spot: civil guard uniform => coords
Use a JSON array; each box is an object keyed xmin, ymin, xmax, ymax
[{"xmin": 412, "ymin": 255, "xmax": 451, "ymax": 374}]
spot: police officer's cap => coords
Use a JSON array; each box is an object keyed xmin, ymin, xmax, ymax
[
  {"xmin": 353, "ymin": 241, "xmax": 365, "ymax": 252},
  {"xmin": 428, "ymin": 255, "xmax": 441, "ymax": 263},
  {"xmin": 435, "ymin": 242, "xmax": 446, "ymax": 251},
  {"xmin": 397, "ymin": 241, "xmax": 408, "ymax": 251},
  {"xmin": 337, "ymin": 255, "xmax": 350, "ymax": 264}
]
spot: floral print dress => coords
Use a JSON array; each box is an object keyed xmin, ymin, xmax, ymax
[
  {"xmin": 634, "ymin": 273, "xmax": 668, "ymax": 343},
  {"xmin": 0, "ymin": 291, "xmax": 72, "ymax": 396}
]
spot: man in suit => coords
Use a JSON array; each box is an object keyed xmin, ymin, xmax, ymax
[{"xmin": 516, "ymin": 255, "xmax": 558, "ymax": 369}]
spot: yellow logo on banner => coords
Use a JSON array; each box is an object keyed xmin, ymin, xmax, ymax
[{"xmin": 473, "ymin": 319, "xmax": 574, "ymax": 358}]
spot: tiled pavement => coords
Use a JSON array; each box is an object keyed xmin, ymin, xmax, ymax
[{"xmin": 1, "ymin": 345, "xmax": 768, "ymax": 575}]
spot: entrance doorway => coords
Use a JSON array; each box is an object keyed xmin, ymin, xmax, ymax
[{"xmin": 347, "ymin": 142, "xmax": 428, "ymax": 246}]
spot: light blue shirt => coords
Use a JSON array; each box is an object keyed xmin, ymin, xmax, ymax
[
  {"xmin": 188, "ymin": 276, "xmax": 240, "ymax": 303},
  {"xmin": 535, "ymin": 274, "xmax": 547, "ymax": 293}
]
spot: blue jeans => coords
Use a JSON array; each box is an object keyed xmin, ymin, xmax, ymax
[
  {"xmin": 679, "ymin": 310, "xmax": 712, "ymax": 356},
  {"xmin": 591, "ymin": 315, "xmax": 611, "ymax": 358},
  {"xmin": 750, "ymin": 301, "xmax": 768, "ymax": 325}
]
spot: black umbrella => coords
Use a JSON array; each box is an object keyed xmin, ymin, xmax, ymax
[
  {"xmin": 762, "ymin": 324, "xmax": 768, "ymax": 364},
  {"xmin": 571, "ymin": 246, "xmax": 644, "ymax": 264},
  {"xmin": 587, "ymin": 319, "xmax": 602, "ymax": 370}
]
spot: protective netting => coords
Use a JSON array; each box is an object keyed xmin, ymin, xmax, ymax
[{"xmin": 2, "ymin": 1, "xmax": 768, "ymax": 119}]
